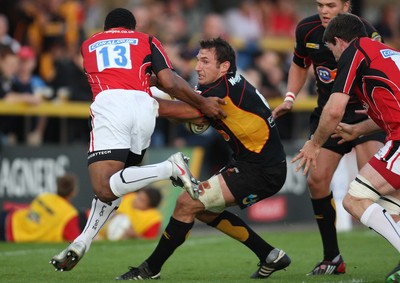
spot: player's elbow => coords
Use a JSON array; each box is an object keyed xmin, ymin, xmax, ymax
[
  {"xmin": 326, "ymin": 104, "xmax": 344, "ymax": 121},
  {"xmin": 157, "ymin": 70, "xmax": 180, "ymax": 93}
]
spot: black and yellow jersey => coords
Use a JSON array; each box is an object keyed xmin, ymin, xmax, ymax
[{"xmin": 196, "ymin": 73, "xmax": 285, "ymax": 167}]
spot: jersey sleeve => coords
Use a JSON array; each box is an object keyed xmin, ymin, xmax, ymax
[
  {"xmin": 150, "ymin": 36, "xmax": 174, "ymax": 75},
  {"xmin": 292, "ymin": 22, "xmax": 312, "ymax": 68}
]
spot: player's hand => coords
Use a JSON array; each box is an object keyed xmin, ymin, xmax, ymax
[
  {"xmin": 355, "ymin": 109, "xmax": 368, "ymax": 115},
  {"xmin": 331, "ymin": 122, "xmax": 358, "ymax": 144},
  {"xmin": 200, "ymin": 97, "xmax": 227, "ymax": 120},
  {"xmin": 291, "ymin": 140, "xmax": 321, "ymax": 175},
  {"xmin": 272, "ymin": 101, "xmax": 293, "ymax": 119}
]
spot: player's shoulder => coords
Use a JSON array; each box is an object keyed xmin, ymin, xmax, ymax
[
  {"xmin": 296, "ymin": 14, "xmax": 321, "ymax": 30},
  {"xmin": 359, "ymin": 17, "xmax": 382, "ymax": 42}
]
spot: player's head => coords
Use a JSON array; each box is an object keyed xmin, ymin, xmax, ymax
[
  {"xmin": 316, "ymin": 0, "xmax": 351, "ymax": 28},
  {"xmin": 323, "ymin": 13, "xmax": 367, "ymax": 45},
  {"xmin": 134, "ymin": 187, "xmax": 162, "ymax": 210},
  {"xmin": 104, "ymin": 8, "xmax": 136, "ymax": 31},
  {"xmin": 57, "ymin": 173, "xmax": 79, "ymax": 199},
  {"xmin": 323, "ymin": 13, "xmax": 367, "ymax": 61},
  {"xmin": 196, "ymin": 37, "xmax": 237, "ymax": 85}
]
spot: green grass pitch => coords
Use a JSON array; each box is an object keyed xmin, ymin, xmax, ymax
[{"xmin": 0, "ymin": 226, "xmax": 397, "ymax": 283}]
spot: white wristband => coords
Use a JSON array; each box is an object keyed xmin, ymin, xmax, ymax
[{"xmin": 284, "ymin": 91, "xmax": 296, "ymax": 103}]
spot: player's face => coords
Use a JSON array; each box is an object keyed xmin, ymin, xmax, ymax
[
  {"xmin": 195, "ymin": 48, "xmax": 224, "ymax": 85},
  {"xmin": 327, "ymin": 42, "xmax": 342, "ymax": 61},
  {"xmin": 316, "ymin": 0, "xmax": 350, "ymax": 28}
]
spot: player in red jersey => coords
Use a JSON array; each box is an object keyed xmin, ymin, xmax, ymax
[
  {"xmin": 272, "ymin": 0, "xmax": 388, "ymax": 275},
  {"xmin": 50, "ymin": 8, "xmax": 226, "ymax": 272},
  {"xmin": 293, "ymin": 13, "xmax": 400, "ymax": 283}
]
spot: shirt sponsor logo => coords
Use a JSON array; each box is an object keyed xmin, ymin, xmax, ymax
[
  {"xmin": 381, "ymin": 49, "xmax": 400, "ymax": 58},
  {"xmin": 316, "ymin": 66, "xmax": 337, "ymax": 83},
  {"xmin": 306, "ymin": 42, "xmax": 320, "ymax": 49},
  {"xmin": 89, "ymin": 38, "xmax": 139, "ymax": 52}
]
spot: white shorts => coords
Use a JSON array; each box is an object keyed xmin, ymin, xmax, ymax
[{"xmin": 89, "ymin": 89, "xmax": 159, "ymax": 155}]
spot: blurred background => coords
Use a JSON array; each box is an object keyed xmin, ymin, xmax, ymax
[{"xmin": 0, "ymin": 0, "xmax": 398, "ymax": 233}]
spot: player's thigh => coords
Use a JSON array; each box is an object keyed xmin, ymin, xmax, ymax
[{"xmin": 354, "ymin": 140, "xmax": 383, "ymax": 169}]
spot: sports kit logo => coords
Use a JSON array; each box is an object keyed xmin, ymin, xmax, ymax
[
  {"xmin": 316, "ymin": 66, "xmax": 337, "ymax": 83},
  {"xmin": 242, "ymin": 194, "xmax": 259, "ymax": 207},
  {"xmin": 306, "ymin": 42, "xmax": 320, "ymax": 49}
]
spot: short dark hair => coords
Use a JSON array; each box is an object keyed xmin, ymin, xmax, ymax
[
  {"xmin": 199, "ymin": 37, "xmax": 237, "ymax": 73},
  {"xmin": 323, "ymin": 13, "xmax": 367, "ymax": 45},
  {"xmin": 104, "ymin": 8, "xmax": 136, "ymax": 31},
  {"xmin": 141, "ymin": 187, "xmax": 162, "ymax": 208},
  {"xmin": 57, "ymin": 173, "xmax": 78, "ymax": 198}
]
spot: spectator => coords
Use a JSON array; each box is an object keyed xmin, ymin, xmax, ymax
[
  {"xmin": 374, "ymin": 2, "xmax": 400, "ymax": 49},
  {"xmin": 0, "ymin": 172, "xmax": 86, "ymax": 242},
  {"xmin": 13, "ymin": 46, "xmax": 49, "ymax": 146},
  {"xmin": 98, "ymin": 187, "xmax": 163, "ymax": 241},
  {"xmin": 0, "ymin": 14, "xmax": 20, "ymax": 53},
  {"xmin": 0, "ymin": 44, "xmax": 42, "ymax": 145},
  {"xmin": 223, "ymin": 0, "xmax": 263, "ymax": 69}
]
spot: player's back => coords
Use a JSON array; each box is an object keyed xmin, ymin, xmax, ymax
[
  {"xmin": 358, "ymin": 38, "xmax": 400, "ymax": 138},
  {"xmin": 81, "ymin": 28, "xmax": 153, "ymax": 99}
]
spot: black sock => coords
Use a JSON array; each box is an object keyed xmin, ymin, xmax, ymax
[
  {"xmin": 311, "ymin": 192, "xmax": 340, "ymax": 261},
  {"xmin": 207, "ymin": 210, "xmax": 274, "ymax": 261},
  {"xmin": 145, "ymin": 217, "xmax": 194, "ymax": 273}
]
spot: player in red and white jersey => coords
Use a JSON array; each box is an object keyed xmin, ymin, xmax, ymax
[
  {"xmin": 81, "ymin": 29, "xmax": 172, "ymax": 99},
  {"xmin": 293, "ymin": 13, "xmax": 400, "ymax": 282},
  {"xmin": 50, "ymin": 8, "xmax": 226, "ymax": 273}
]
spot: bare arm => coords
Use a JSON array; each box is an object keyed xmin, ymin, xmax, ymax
[
  {"xmin": 332, "ymin": 119, "xmax": 383, "ymax": 144},
  {"xmin": 292, "ymin": 92, "xmax": 349, "ymax": 175},
  {"xmin": 156, "ymin": 69, "xmax": 226, "ymax": 119},
  {"xmin": 155, "ymin": 97, "xmax": 203, "ymax": 120},
  {"xmin": 272, "ymin": 63, "xmax": 308, "ymax": 119}
]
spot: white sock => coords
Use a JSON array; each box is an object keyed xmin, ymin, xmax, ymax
[
  {"xmin": 109, "ymin": 160, "xmax": 173, "ymax": 197},
  {"xmin": 74, "ymin": 197, "xmax": 121, "ymax": 252},
  {"xmin": 361, "ymin": 203, "xmax": 400, "ymax": 253}
]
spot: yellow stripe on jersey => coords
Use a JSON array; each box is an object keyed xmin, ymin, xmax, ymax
[{"xmin": 220, "ymin": 97, "xmax": 269, "ymax": 153}]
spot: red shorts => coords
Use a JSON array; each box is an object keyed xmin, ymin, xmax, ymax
[{"xmin": 369, "ymin": 140, "xmax": 400, "ymax": 189}]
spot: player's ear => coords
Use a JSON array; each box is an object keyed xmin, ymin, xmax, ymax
[{"xmin": 220, "ymin": 61, "xmax": 230, "ymax": 73}]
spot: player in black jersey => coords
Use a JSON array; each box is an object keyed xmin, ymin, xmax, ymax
[
  {"xmin": 272, "ymin": 0, "xmax": 388, "ymax": 276},
  {"xmin": 115, "ymin": 37, "xmax": 291, "ymax": 280}
]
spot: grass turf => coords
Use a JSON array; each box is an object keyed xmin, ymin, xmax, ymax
[{"xmin": 0, "ymin": 226, "xmax": 397, "ymax": 283}]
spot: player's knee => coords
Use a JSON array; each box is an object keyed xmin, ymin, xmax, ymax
[
  {"xmin": 92, "ymin": 180, "xmax": 117, "ymax": 203},
  {"xmin": 307, "ymin": 174, "xmax": 330, "ymax": 193},
  {"xmin": 347, "ymin": 175, "xmax": 380, "ymax": 203},
  {"xmin": 174, "ymin": 194, "xmax": 197, "ymax": 215},
  {"xmin": 198, "ymin": 175, "xmax": 226, "ymax": 213},
  {"xmin": 342, "ymin": 193, "xmax": 354, "ymax": 213}
]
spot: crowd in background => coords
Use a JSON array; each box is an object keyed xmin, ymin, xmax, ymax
[{"xmin": 0, "ymin": 0, "xmax": 398, "ymax": 149}]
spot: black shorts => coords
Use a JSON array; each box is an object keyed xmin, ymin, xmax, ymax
[
  {"xmin": 220, "ymin": 160, "xmax": 287, "ymax": 209},
  {"xmin": 309, "ymin": 112, "xmax": 386, "ymax": 155},
  {"xmin": 87, "ymin": 149, "xmax": 147, "ymax": 167}
]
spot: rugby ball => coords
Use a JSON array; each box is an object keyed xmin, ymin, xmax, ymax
[
  {"xmin": 186, "ymin": 122, "xmax": 210, "ymax": 135},
  {"xmin": 106, "ymin": 214, "xmax": 131, "ymax": 241}
]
